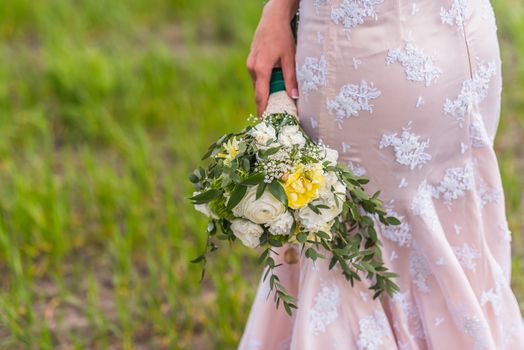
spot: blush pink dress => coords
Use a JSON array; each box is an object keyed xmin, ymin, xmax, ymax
[{"xmin": 238, "ymin": 0, "xmax": 524, "ymax": 349}]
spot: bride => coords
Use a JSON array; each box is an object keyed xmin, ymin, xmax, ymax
[{"xmin": 238, "ymin": 0, "xmax": 524, "ymax": 349}]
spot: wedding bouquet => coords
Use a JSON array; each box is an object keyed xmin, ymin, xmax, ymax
[{"xmin": 189, "ymin": 68, "xmax": 400, "ymax": 315}]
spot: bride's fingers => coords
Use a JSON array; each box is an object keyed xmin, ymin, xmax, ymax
[
  {"xmin": 254, "ymin": 63, "xmax": 271, "ymax": 116},
  {"xmin": 281, "ymin": 51, "xmax": 298, "ymax": 100}
]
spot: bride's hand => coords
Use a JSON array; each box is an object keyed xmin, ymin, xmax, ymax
[{"xmin": 246, "ymin": 0, "xmax": 300, "ymax": 116}]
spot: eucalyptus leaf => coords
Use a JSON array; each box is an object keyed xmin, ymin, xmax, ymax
[{"xmin": 386, "ymin": 216, "xmax": 401, "ymax": 225}]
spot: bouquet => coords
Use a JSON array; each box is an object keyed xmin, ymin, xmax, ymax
[{"xmin": 189, "ymin": 68, "xmax": 400, "ymax": 315}]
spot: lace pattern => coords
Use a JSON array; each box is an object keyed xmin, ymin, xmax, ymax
[
  {"xmin": 429, "ymin": 162, "xmax": 475, "ymax": 209},
  {"xmin": 297, "ymin": 55, "xmax": 328, "ymax": 99},
  {"xmin": 440, "ymin": 0, "xmax": 470, "ymax": 34},
  {"xmin": 392, "ymin": 292, "xmax": 426, "ymax": 339},
  {"xmin": 409, "ymin": 243, "xmax": 432, "ymax": 293},
  {"xmin": 357, "ymin": 310, "xmax": 390, "ymax": 350},
  {"xmin": 309, "ymin": 281, "xmax": 341, "ymax": 335},
  {"xmin": 379, "ymin": 121, "xmax": 432, "ymax": 170},
  {"xmin": 386, "ymin": 40, "xmax": 442, "ymax": 86},
  {"xmin": 380, "ymin": 204, "xmax": 412, "ymax": 247},
  {"xmin": 327, "ymin": 80, "xmax": 381, "ymax": 127},
  {"xmin": 331, "ymin": 0, "xmax": 384, "ymax": 35},
  {"xmin": 452, "ymin": 243, "xmax": 481, "ymax": 272},
  {"xmin": 443, "ymin": 59, "xmax": 497, "ymax": 127}
]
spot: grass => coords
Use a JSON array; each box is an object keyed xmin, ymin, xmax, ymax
[{"xmin": 0, "ymin": 0, "xmax": 522, "ymax": 349}]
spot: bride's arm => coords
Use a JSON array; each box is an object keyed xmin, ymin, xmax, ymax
[{"xmin": 246, "ymin": 0, "xmax": 300, "ymax": 116}]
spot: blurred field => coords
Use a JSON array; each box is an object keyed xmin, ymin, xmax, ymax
[{"xmin": 0, "ymin": 0, "xmax": 523, "ymax": 349}]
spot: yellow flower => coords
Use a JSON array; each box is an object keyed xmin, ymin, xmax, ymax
[
  {"xmin": 216, "ymin": 136, "xmax": 240, "ymax": 165},
  {"xmin": 283, "ymin": 163, "xmax": 324, "ymax": 209}
]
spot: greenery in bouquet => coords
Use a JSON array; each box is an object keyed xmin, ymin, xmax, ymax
[{"xmin": 189, "ymin": 112, "xmax": 401, "ymax": 315}]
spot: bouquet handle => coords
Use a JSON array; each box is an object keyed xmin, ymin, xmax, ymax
[{"xmin": 263, "ymin": 68, "xmax": 298, "ymax": 118}]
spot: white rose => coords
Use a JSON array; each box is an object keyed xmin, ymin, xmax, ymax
[
  {"xmin": 231, "ymin": 185, "xmax": 286, "ymax": 224},
  {"xmin": 231, "ymin": 219, "xmax": 264, "ymax": 248},
  {"xmin": 278, "ymin": 125, "xmax": 306, "ymax": 148},
  {"xmin": 250, "ymin": 122, "xmax": 277, "ymax": 149},
  {"xmin": 318, "ymin": 172, "xmax": 346, "ymax": 205},
  {"xmin": 295, "ymin": 194, "xmax": 344, "ymax": 232},
  {"xmin": 192, "ymin": 191, "xmax": 219, "ymax": 219},
  {"xmin": 267, "ymin": 211, "xmax": 294, "ymax": 235},
  {"xmin": 324, "ymin": 147, "xmax": 339, "ymax": 166}
]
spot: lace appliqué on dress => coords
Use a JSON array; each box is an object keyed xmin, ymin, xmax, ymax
[
  {"xmin": 452, "ymin": 242, "xmax": 481, "ymax": 271},
  {"xmin": 461, "ymin": 314, "xmax": 490, "ymax": 350},
  {"xmin": 380, "ymin": 205, "xmax": 412, "ymax": 247},
  {"xmin": 347, "ymin": 160, "xmax": 367, "ymax": 176},
  {"xmin": 331, "ymin": 0, "xmax": 384, "ymax": 35},
  {"xmin": 411, "ymin": 180, "xmax": 441, "ymax": 232},
  {"xmin": 357, "ymin": 310, "xmax": 390, "ymax": 350},
  {"xmin": 379, "ymin": 121, "xmax": 432, "ymax": 170},
  {"xmin": 469, "ymin": 112, "xmax": 492, "ymax": 147},
  {"xmin": 386, "ymin": 41, "xmax": 442, "ymax": 86},
  {"xmin": 409, "ymin": 243, "xmax": 432, "ymax": 293},
  {"xmin": 443, "ymin": 60, "xmax": 497, "ymax": 127},
  {"xmin": 309, "ymin": 282, "xmax": 340, "ymax": 335},
  {"xmin": 327, "ymin": 80, "xmax": 381, "ymax": 128},
  {"xmin": 314, "ymin": 0, "xmax": 329, "ymax": 13},
  {"xmin": 392, "ymin": 291, "xmax": 426, "ymax": 339},
  {"xmin": 297, "ymin": 55, "xmax": 328, "ymax": 99},
  {"xmin": 477, "ymin": 179, "xmax": 502, "ymax": 209},
  {"xmin": 430, "ymin": 162, "xmax": 475, "ymax": 210},
  {"xmin": 440, "ymin": 0, "xmax": 470, "ymax": 34}
]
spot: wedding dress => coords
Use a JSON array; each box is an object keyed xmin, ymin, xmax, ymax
[{"xmin": 238, "ymin": 0, "xmax": 524, "ymax": 348}]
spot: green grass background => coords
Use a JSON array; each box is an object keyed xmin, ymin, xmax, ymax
[{"xmin": 0, "ymin": 0, "xmax": 522, "ymax": 349}]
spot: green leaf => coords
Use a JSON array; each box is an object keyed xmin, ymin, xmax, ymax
[
  {"xmin": 230, "ymin": 172, "xmax": 242, "ymax": 184},
  {"xmin": 241, "ymin": 172, "xmax": 265, "ymax": 186},
  {"xmin": 315, "ymin": 230, "xmax": 331, "ymax": 240},
  {"xmin": 357, "ymin": 177, "xmax": 370, "ymax": 184},
  {"xmin": 242, "ymin": 158, "xmax": 251, "ymax": 171},
  {"xmin": 256, "ymin": 182, "xmax": 267, "ymax": 200},
  {"xmin": 305, "ymin": 247, "xmax": 318, "ymax": 260},
  {"xmin": 259, "ymin": 146, "xmax": 281, "ymax": 158},
  {"xmin": 268, "ymin": 180, "xmax": 288, "ymax": 207},
  {"xmin": 190, "ymin": 189, "xmax": 222, "ymax": 204},
  {"xmin": 284, "ymin": 302, "xmax": 292, "ymax": 316},
  {"xmin": 225, "ymin": 185, "xmax": 248, "ymax": 210},
  {"xmin": 386, "ymin": 216, "xmax": 401, "ymax": 225},
  {"xmin": 296, "ymin": 231, "xmax": 307, "ymax": 243},
  {"xmin": 257, "ymin": 249, "xmax": 270, "ymax": 265},
  {"xmin": 351, "ymin": 187, "xmax": 368, "ymax": 200},
  {"xmin": 268, "ymin": 238, "xmax": 283, "ymax": 247},
  {"xmin": 189, "ymin": 172, "xmax": 200, "ymax": 184},
  {"xmin": 307, "ymin": 202, "xmax": 321, "ymax": 215}
]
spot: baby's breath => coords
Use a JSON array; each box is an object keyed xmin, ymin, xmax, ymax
[
  {"xmin": 298, "ymin": 143, "xmax": 326, "ymax": 162},
  {"xmin": 257, "ymin": 148, "xmax": 295, "ymax": 183}
]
